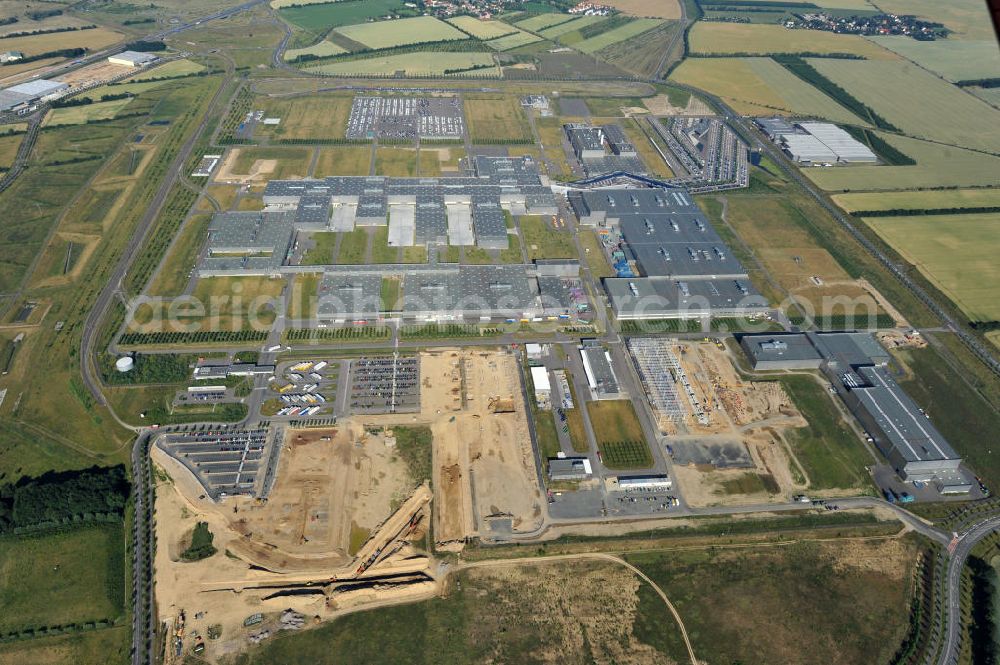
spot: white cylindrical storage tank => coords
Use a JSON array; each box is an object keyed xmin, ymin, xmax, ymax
[{"xmin": 115, "ymin": 356, "xmax": 135, "ymax": 373}]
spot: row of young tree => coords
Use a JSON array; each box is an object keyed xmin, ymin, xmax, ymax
[{"xmin": 0, "ymin": 466, "xmax": 130, "ymax": 533}]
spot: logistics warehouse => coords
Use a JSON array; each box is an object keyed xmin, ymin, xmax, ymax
[{"xmin": 740, "ymin": 331, "xmax": 971, "ymax": 492}]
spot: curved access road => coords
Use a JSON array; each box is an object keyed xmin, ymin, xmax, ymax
[
  {"xmin": 938, "ymin": 515, "xmax": 1000, "ymax": 665},
  {"xmin": 460, "ymin": 552, "xmax": 698, "ymax": 665}
]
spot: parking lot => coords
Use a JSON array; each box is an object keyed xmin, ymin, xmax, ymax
[
  {"xmin": 345, "ymin": 96, "xmax": 465, "ymax": 140},
  {"xmin": 269, "ymin": 360, "xmax": 340, "ymax": 419},
  {"xmin": 156, "ymin": 427, "xmax": 282, "ymax": 500},
  {"xmin": 348, "ymin": 355, "xmax": 420, "ymax": 414}
]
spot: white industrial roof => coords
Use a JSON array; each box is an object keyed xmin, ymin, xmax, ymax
[
  {"xmin": 111, "ymin": 50, "xmax": 157, "ymax": 64},
  {"xmin": 781, "ymin": 134, "xmax": 838, "ymax": 163},
  {"xmin": 530, "ymin": 366, "xmax": 551, "ymax": 391},
  {"xmin": 7, "ymin": 79, "xmax": 68, "ymax": 96},
  {"xmin": 797, "ymin": 122, "xmax": 877, "ymax": 162}
]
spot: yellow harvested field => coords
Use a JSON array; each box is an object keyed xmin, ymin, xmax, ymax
[
  {"xmin": 689, "ymin": 23, "xmax": 897, "ymax": 59},
  {"xmin": 863, "ymin": 213, "xmax": 1000, "ymax": 321},
  {"xmin": 446, "ymin": 16, "xmax": 517, "ymax": 39},
  {"xmin": 0, "ymin": 27, "xmax": 124, "ymax": 55},
  {"xmin": 670, "ymin": 57, "xmax": 866, "ymax": 125},
  {"xmin": 808, "ymin": 59, "xmax": 1000, "ymax": 153},
  {"xmin": 305, "ymin": 52, "xmax": 498, "ymax": 77},
  {"xmin": 603, "ymin": 0, "xmax": 681, "ymax": 19},
  {"xmin": 334, "ymin": 16, "xmax": 468, "ymax": 50},
  {"xmin": 832, "ymin": 189, "xmax": 1000, "ymax": 213},
  {"xmin": 283, "ymin": 40, "xmax": 347, "ymax": 61}
]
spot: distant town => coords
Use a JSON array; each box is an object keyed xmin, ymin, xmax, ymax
[{"xmin": 785, "ymin": 12, "xmax": 949, "ymax": 40}]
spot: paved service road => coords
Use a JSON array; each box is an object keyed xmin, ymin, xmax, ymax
[{"xmin": 938, "ymin": 516, "xmax": 1000, "ymax": 665}]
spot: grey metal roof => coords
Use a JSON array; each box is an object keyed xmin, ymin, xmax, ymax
[
  {"xmin": 742, "ymin": 334, "xmax": 824, "ymax": 364},
  {"xmin": 605, "ymin": 277, "xmax": 767, "ymax": 318},
  {"xmin": 853, "ymin": 365, "xmax": 958, "ymax": 463}
]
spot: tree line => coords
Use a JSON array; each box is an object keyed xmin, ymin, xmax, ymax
[{"xmin": 0, "ymin": 465, "xmax": 130, "ymax": 534}]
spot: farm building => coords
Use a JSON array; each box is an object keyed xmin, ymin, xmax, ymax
[
  {"xmin": 548, "ymin": 457, "xmax": 593, "ymax": 481},
  {"xmin": 740, "ymin": 331, "xmax": 968, "ymax": 491},
  {"xmin": 0, "ymin": 79, "xmax": 69, "ymax": 111},
  {"xmin": 0, "ymin": 51, "xmax": 23, "ymax": 63},
  {"xmin": 108, "ymin": 51, "xmax": 158, "ymax": 67}
]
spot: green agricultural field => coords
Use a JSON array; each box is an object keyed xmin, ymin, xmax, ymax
[
  {"xmin": 863, "ymin": 213, "xmax": 1000, "ymax": 322},
  {"xmin": 279, "ymin": 0, "xmax": 409, "ymax": 34},
  {"xmin": 515, "ymin": 13, "xmax": 577, "ymax": 32},
  {"xmin": 970, "ymin": 87, "xmax": 1000, "ymax": 108},
  {"xmin": 256, "ymin": 94, "xmax": 353, "ymax": 140},
  {"xmin": 688, "ymin": 22, "xmax": 896, "ymax": 58},
  {"xmin": 670, "ymin": 57, "xmax": 864, "ymax": 124},
  {"xmin": 334, "ymin": 16, "xmax": 467, "ymax": 50},
  {"xmin": 867, "ymin": 37, "xmax": 1000, "ymax": 82},
  {"xmin": 305, "ymin": 52, "xmax": 498, "ymax": 77},
  {"xmin": 43, "ymin": 98, "xmax": 135, "ymax": 127},
  {"xmin": 832, "ymin": 189, "xmax": 1000, "ymax": 213},
  {"xmin": 129, "ymin": 59, "xmax": 205, "ymax": 81},
  {"xmin": 447, "ymin": 16, "xmax": 517, "ymax": 39},
  {"xmin": 780, "ymin": 375, "xmax": 874, "ymax": 491},
  {"xmin": 575, "ymin": 18, "xmax": 663, "ymax": 53},
  {"xmin": 805, "ymin": 133, "xmax": 1000, "ymax": 191},
  {"xmin": 314, "ymin": 145, "xmax": 372, "ymax": 176},
  {"xmin": 538, "ymin": 15, "xmax": 606, "ymax": 40},
  {"xmin": 519, "ymin": 215, "xmax": 575, "ymax": 259},
  {"xmin": 628, "ymin": 539, "xmax": 919, "ymax": 665},
  {"xmin": 465, "ymin": 96, "xmax": 532, "ymax": 142},
  {"xmin": 487, "ymin": 29, "xmax": 542, "ymax": 51},
  {"xmin": 807, "ymin": 59, "xmax": 1000, "ymax": 152},
  {"xmin": 283, "ymin": 40, "xmax": 347, "ymax": 61},
  {"xmin": 0, "ymin": 524, "xmax": 125, "ymax": 636}
]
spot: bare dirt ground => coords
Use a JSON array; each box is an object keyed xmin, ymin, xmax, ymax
[
  {"xmin": 360, "ymin": 349, "xmax": 544, "ymax": 547},
  {"xmin": 643, "ymin": 94, "xmax": 713, "ymax": 116},
  {"xmin": 215, "ymin": 149, "xmax": 277, "ymax": 183},
  {"xmin": 152, "ymin": 428, "xmax": 434, "ymax": 664},
  {"xmin": 224, "ymin": 424, "xmax": 412, "ymax": 572},
  {"xmin": 668, "ymin": 341, "xmax": 811, "ymax": 506},
  {"xmin": 56, "ymin": 60, "xmax": 130, "ymax": 87}
]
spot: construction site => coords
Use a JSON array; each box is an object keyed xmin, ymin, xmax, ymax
[
  {"xmin": 152, "ymin": 424, "xmax": 434, "ymax": 663},
  {"xmin": 150, "ymin": 347, "xmax": 545, "ymax": 662},
  {"xmin": 627, "ymin": 337, "xmax": 811, "ymax": 506}
]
